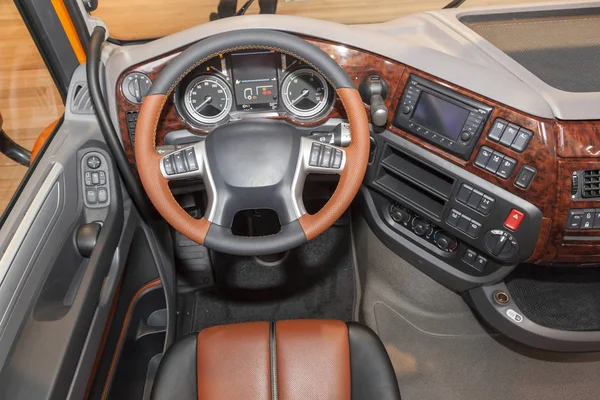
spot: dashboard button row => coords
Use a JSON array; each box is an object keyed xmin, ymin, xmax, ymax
[
  {"xmin": 474, "ymin": 146, "xmax": 517, "ymax": 179},
  {"xmin": 163, "ymin": 147, "xmax": 199, "ymax": 176},
  {"xmin": 456, "ymin": 184, "xmax": 495, "ymax": 215},
  {"xmin": 487, "ymin": 118, "xmax": 533, "ymax": 153},
  {"xmin": 447, "ymin": 209, "xmax": 482, "ymax": 238},
  {"xmin": 567, "ymin": 209, "xmax": 600, "ymax": 230},
  {"xmin": 309, "ymin": 143, "xmax": 342, "ymax": 169}
]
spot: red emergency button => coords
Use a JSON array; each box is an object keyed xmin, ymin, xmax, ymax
[{"xmin": 504, "ymin": 209, "xmax": 525, "ymax": 231}]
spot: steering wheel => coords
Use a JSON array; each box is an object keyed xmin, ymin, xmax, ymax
[{"xmin": 135, "ymin": 29, "xmax": 369, "ymax": 256}]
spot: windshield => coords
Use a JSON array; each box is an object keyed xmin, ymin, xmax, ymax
[{"xmin": 92, "ymin": 0, "xmax": 537, "ymax": 42}]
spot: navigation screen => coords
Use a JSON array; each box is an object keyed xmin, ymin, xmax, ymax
[
  {"xmin": 412, "ymin": 92, "xmax": 469, "ymax": 141},
  {"xmin": 231, "ymin": 51, "xmax": 279, "ymax": 111}
]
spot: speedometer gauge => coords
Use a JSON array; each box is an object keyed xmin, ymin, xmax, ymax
[
  {"xmin": 183, "ymin": 75, "xmax": 233, "ymax": 125},
  {"xmin": 281, "ymin": 69, "xmax": 330, "ymax": 118}
]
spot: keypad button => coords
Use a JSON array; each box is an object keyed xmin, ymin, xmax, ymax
[
  {"xmin": 86, "ymin": 156, "xmax": 101, "ymax": 169},
  {"xmin": 499, "ymin": 124, "xmax": 519, "ymax": 147},
  {"xmin": 457, "ymin": 184, "xmax": 473, "ymax": 204},
  {"xmin": 173, "ymin": 151, "xmax": 187, "ymax": 173},
  {"xmin": 477, "ymin": 195, "xmax": 495, "ymax": 215},
  {"xmin": 185, "ymin": 148, "xmax": 199, "ymax": 171},
  {"xmin": 163, "ymin": 155, "xmax": 175, "ymax": 175},
  {"xmin": 447, "ymin": 209, "xmax": 462, "ymax": 227},
  {"xmin": 457, "ymin": 214, "xmax": 471, "ymax": 232},
  {"xmin": 473, "ymin": 255, "xmax": 488, "ymax": 271},
  {"xmin": 582, "ymin": 209, "xmax": 595, "ymax": 230},
  {"xmin": 511, "ymin": 129, "xmax": 533, "ymax": 152},
  {"xmin": 98, "ymin": 187, "xmax": 108, "ymax": 203},
  {"xmin": 86, "ymin": 189, "xmax": 97, "ymax": 204},
  {"xmin": 84, "ymin": 172, "xmax": 92, "ymax": 186},
  {"xmin": 475, "ymin": 147, "xmax": 493, "ymax": 169},
  {"xmin": 332, "ymin": 150, "xmax": 343, "ymax": 169},
  {"xmin": 496, "ymin": 156, "xmax": 517, "ymax": 179},
  {"xmin": 320, "ymin": 146, "xmax": 333, "ymax": 167},
  {"xmin": 466, "ymin": 219, "xmax": 482, "ymax": 238},
  {"xmin": 485, "ymin": 152, "xmax": 504, "ymax": 174},
  {"xmin": 309, "ymin": 143, "xmax": 321, "ymax": 166},
  {"xmin": 488, "ymin": 119, "xmax": 507, "ymax": 142},
  {"xmin": 463, "ymin": 249, "xmax": 478, "ymax": 266},
  {"xmin": 567, "ymin": 210, "xmax": 584, "ymax": 229},
  {"xmin": 515, "ymin": 165, "xmax": 537, "ymax": 189},
  {"xmin": 467, "ymin": 190, "xmax": 483, "ymax": 210}
]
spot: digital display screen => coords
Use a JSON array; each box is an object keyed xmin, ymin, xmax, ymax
[
  {"xmin": 411, "ymin": 92, "xmax": 469, "ymax": 141},
  {"xmin": 231, "ymin": 51, "xmax": 279, "ymax": 111}
]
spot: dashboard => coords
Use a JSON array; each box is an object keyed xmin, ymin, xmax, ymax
[{"xmin": 112, "ymin": 10, "xmax": 600, "ymax": 289}]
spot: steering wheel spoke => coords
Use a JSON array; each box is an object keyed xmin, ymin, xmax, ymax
[{"xmin": 159, "ymin": 141, "xmax": 206, "ymax": 181}]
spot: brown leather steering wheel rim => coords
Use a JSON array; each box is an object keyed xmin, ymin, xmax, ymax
[{"xmin": 135, "ymin": 30, "xmax": 369, "ymax": 252}]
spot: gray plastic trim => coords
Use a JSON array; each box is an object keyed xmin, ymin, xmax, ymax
[
  {"xmin": 470, "ymin": 282, "xmax": 600, "ymax": 352},
  {"xmin": 0, "ymin": 164, "xmax": 63, "ymax": 292},
  {"xmin": 429, "ymin": 1, "xmax": 600, "ymax": 120}
]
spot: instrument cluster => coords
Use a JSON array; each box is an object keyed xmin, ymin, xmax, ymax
[{"xmin": 174, "ymin": 50, "xmax": 334, "ymax": 128}]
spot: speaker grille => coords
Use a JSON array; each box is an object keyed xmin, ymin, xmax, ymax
[{"xmin": 582, "ymin": 170, "xmax": 600, "ymax": 198}]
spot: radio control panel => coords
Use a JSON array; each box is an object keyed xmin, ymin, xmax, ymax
[{"xmin": 393, "ymin": 75, "xmax": 492, "ymax": 160}]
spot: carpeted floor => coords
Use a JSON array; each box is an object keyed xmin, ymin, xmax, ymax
[{"xmin": 177, "ymin": 225, "xmax": 356, "ymax": 334}]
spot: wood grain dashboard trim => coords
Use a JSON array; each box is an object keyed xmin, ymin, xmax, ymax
[{"xmin": 114, "ymin": 36, "xmax": 600, "ymax": 265}]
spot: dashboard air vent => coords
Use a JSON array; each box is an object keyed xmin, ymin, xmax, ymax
[
  {"xmin": 71, "ymin": 84, "xmax": 94, "ymax": 114},
  {"xmin": 582, "ymin": 170, "xmax": 600, "ymax": 198}
]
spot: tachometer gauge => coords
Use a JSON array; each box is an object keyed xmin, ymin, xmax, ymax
[
  {"xmin": 281, "ymin": 68, "xmax": 330, "ymax": 118},
  {"xmin": 183, "ymin": 75, "xmax": 233, "ymax": 125}
]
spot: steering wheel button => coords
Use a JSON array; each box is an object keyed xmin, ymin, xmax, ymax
[
  {"xmin": 320, "ymin": 146, "xmax": 333, "ymax": 167},
  {"xmin": 309, "ymin": 143, "xmax": 321, "ymax": 166},
  {"xmin": 332, "ymin": 150, "xmax": 343, "ymax": 169},
  {"xmin": 163, "ymin": 155, "xmax": 175, "ymax": 175},
  {"xmin": 173, "ymin": 151, "xmax": 188, "ymax": 173},
  {"xmin": 185, "ymin": 148, "xmax": 199, "ymax": 171}
]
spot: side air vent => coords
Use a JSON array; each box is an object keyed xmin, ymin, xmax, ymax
[
  {"xmin": 582, "ymin": 170, "xmax": 600, "ymax": 198},
  {"xmin": 71, "ymin": 84, "xmax": 94, "ymax": 114}
]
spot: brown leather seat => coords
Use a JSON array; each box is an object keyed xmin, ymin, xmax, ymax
[{"xmin": 151, "ymin": 320, "xmax": 401, "ymax": 400}]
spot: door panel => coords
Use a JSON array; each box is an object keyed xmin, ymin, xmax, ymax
[{"xmin": 0, "ymin": 66, "xmax": 131, "ymax": 399}]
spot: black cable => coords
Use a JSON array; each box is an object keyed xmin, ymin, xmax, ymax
[
  {"xmin": 443, "ymin": 0, "xmax": 466, "ymax": 8},
  {"xmin": 87, "ymin": 26, "xmax": 154, "ymax": 221},
  {"xmin": 236, "ymin": 0, "xmax": 255, "ymax": 15},
  {"xmin": 0, "ymin": 129, "xmax": 31, "ymax": 166}
]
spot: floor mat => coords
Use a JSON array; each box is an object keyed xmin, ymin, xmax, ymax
[
  {"xmin": 506, "ymin": 265, "xmax": 600, "ymax": 331},
  {"xmin": 183, "ymin": 225, "xmax": 355, "ymax": 333}
]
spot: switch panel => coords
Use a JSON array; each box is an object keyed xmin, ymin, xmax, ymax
[
  {"xmin": 475, "ymin": 146, "xmax": 519, "ymax": 181},
  {"xmin": 82, "ymin": 152, "xmax": 110, "ymax": 208},
  {"xmin": 487, "ymin": 118, "xmax": 533, "ymax": 153},
  {"xmin": 567, "ymin": 209, "xmax": 600, "ymax": 230}
]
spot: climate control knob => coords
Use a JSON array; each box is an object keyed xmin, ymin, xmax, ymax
[
  {"xmin": 390, "ymin": 206, "xmax": 411, "ymax": 224},
  {"xmin": 412, "ymin": 218, "xmax": 431, "ymax": 236},
  {"xmin": 434, "ymin": 231, "xmax": 457, "ymax": 252}
]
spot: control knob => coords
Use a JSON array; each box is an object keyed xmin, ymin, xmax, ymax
[
  {"xmin": 434, "ymin": 231, "xmax": 457, "ymax": 252},
  {"xmin": 390, "ymin": 205, "xmax": 411, "ymax": 224},
  {"xmin": 412, "ymin": 218, "xmax": 431, "ymax": 237},
  {"xmin": 484, "ymin": 229, "xmax": 519, "ymax": 260}
]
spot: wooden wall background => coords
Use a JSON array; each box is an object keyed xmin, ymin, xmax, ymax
[{"xmin": 1, "ymin": 0, "xmax": 549, "ymax": 215}]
